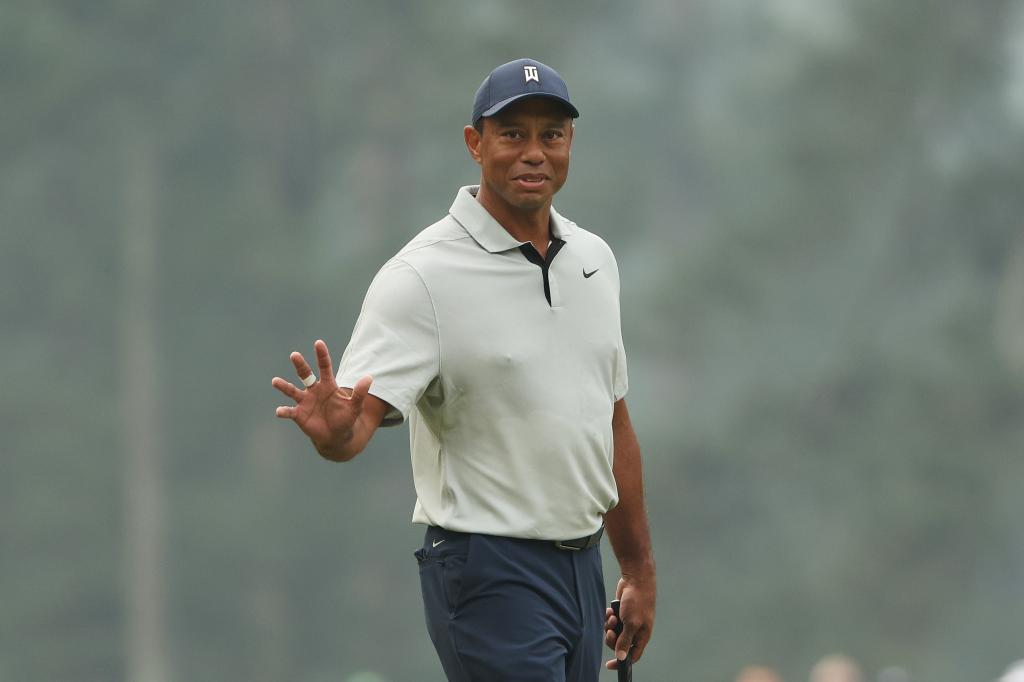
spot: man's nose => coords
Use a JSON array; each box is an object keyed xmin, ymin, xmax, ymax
[{"xmin": 521, "ymin": 137, "xmax": 544, "ymax": 164}]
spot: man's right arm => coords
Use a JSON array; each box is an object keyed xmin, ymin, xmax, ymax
[{"xmin": 274, "ymin": 259, "xmax": 439, "ymax": 460}]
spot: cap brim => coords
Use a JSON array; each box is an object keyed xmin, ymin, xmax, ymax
[{"xmin": 480, "ymin": 93, "xmax": 580, "ymax": 121}]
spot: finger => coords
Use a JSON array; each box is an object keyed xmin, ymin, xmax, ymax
[
  {"xmin": 275, "ymin": 405, "xmax": 297, "ymax": 419},
  {"xmin": 314, "ymin": 340, "xmax": 336, "ymax": 386},
  {"xmin": 290, "ymin": 351, "xmax": 316, "ymax": 385},
  {"xmin": 605, "ymin": 628, "xmax": 617, "ymax": 650},
  {"xmin": 615, "ymin": 578, "xmax": 626, "ymax": 600},
  {"xmin": 615, "ymin": 621, "xmax": 638, "ymax": 663},
  {"xmin": 271, "ymin": 377, "xmax": 304, "ymax": 402},
  {"xmin": 347, "ymin": 375, "xmax": 374, "ymax": 406}
]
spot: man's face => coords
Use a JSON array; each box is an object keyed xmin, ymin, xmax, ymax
[{"xmin": 464, "ymin": 97, "xmax": 574, "ymax": 212}]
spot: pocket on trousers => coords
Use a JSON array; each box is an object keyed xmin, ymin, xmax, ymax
[
  {"xmin": 415, "ymin": 532, "xmax": 473, "ymax": 616},
  {"xmin": 417, "ymin": 557, "xmax": 447, "ymax": 607},
  {"xmin": 441, "ymin": 551, "xmax": 467, "ymax": 615}
]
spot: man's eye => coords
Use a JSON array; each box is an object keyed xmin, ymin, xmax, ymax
[
  {"xmin": 503, "ymin": 130, "xmax": 523, "ymax": 138},
  {"xmin": 544, "ymin": 130, "xmax": 564, "ymax": 140}
]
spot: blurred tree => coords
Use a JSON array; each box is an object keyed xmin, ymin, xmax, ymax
[{"xmin": 118, "ymin": 103, "xmax": 167, "ymax": 682}]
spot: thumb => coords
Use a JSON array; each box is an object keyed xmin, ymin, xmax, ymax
[
  {"xmin": 349, "ymin": 375, "xmax": 374, "ymax": 406},
  {"xmin": 616, "ymin": 618, "xmax": 635, "ymax": 662}
]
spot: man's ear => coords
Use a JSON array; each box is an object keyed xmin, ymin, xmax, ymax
[{"xmin": 464, "ymin": 124, "xmax": 483, "ymax": 165}]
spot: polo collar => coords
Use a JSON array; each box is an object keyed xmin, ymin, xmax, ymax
[{"xmin": 449, "ymin": 185, "xmax": 576, "ymax": 254}]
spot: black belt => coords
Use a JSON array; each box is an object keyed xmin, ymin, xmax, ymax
[{"xmin": 553, "ymin": 525, "xmax": 604, "ymax": 551}]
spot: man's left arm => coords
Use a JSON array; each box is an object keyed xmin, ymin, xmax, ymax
[{"xmin": 603, "ymin": 398, "xmax": 656, "ymax": 669}]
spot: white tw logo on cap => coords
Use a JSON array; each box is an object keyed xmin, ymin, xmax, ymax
[{"xmin": 523, "ymin": 65, "xmax": 539, "ymax": 83}]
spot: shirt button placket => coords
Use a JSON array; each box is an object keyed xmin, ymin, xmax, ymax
[{"xmin": 548, "ymin": 271, "xmax": 561, "ymax": 308}]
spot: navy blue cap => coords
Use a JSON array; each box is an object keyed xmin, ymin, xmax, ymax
[{"xmin": 471, "ymin": 58, "xmax": 580, "ymax": 125}]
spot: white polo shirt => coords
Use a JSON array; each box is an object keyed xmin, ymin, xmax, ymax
[{"xmin": 337, "ymin": 185, "xmax": 628, "ymax": 540}]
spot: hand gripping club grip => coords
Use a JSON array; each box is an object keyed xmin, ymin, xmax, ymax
[{"xmin": 610, "ymin": 599, "xmax": 633, "ymax": 681}]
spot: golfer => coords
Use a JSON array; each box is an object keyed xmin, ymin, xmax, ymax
[{"xmin": 272, "ymin": 58, "xmax": 655, "ymax": 681}]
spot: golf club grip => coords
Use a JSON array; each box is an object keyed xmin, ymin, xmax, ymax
[{"xmin": 610, "ymin": 600, "xmax": 633, "ymax": 681}]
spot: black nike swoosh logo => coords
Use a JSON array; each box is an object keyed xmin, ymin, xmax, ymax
[{"xmin": 583, "ymin": 268, "xmax": 599, "ymax": 278}]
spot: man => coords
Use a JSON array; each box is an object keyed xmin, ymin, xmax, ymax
[{"xmin": 271, "ymin": 58, "xmax": 655, "ymax": 681}]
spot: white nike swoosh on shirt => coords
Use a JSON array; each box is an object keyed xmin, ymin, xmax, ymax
[{"xmin": 432, "ymin": 539, "xmax": 445, "ymax": 548}]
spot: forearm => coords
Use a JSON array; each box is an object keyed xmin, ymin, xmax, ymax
[{"xmin": 604, "ymin": 399, "xmax": 656, "ymax": 582}]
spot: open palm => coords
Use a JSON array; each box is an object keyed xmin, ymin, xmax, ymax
[{"xmin": 271, "ymin": 339, "xmax": 372, "ymax": 453}]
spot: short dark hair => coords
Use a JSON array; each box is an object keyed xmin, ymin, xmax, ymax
[{"xmin": 472, "ymin": 108, "xmax": 575, "ymax": 134}]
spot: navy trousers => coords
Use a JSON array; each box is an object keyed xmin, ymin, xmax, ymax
[{"xmin": 415, "ymin": 526, "xmax": 606, "ymax": 682}]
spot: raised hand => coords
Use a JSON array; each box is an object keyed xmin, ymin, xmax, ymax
[{"xmin": 271, "ymin": 339, "xmax": 375, "ymax": 461}]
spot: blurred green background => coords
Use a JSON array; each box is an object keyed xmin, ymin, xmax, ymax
[{"xmin": 3, "ymin": 1, "xmax": 1023, "ymax": 680}]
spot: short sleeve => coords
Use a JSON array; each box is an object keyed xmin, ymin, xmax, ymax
[{"xmin": 337, "ymin": 258, "xmax": 440, "ymax": 426}]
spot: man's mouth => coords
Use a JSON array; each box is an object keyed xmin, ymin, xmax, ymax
[{"xmin": 514, "ymin": 174, "xmax": 548, "ymax": 189}]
